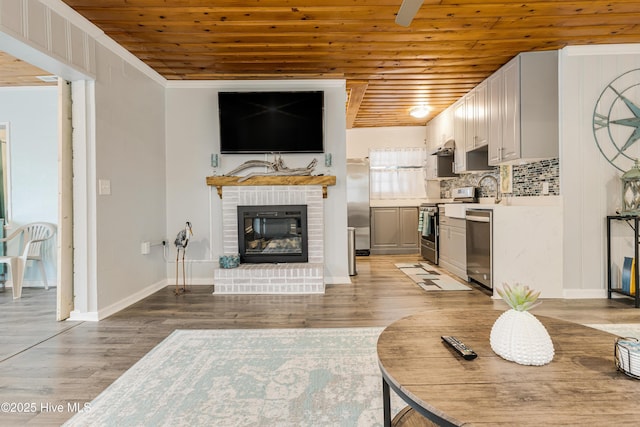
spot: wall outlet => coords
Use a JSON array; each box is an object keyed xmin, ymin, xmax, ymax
[
  {"xmin": 542, "ymin": 181, "xmax": 549, "ymax": 195},
  {"xmin": 141, "ymin": 241, "xmax": 151, "ymax": 255}
]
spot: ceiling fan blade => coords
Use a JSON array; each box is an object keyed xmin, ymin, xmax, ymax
[{"xmin": 395, "ymin": 0, "xmax": 424, "ymax": 26}]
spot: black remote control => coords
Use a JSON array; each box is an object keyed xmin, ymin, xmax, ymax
[{"xmin": 441, "ymin": 336, "xmax": 477, "ymax": 360}]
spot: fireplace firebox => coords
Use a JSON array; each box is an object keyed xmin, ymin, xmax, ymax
[{"xmin": 237, "ymin": 205, "xmax": 308, "ymax": 264}]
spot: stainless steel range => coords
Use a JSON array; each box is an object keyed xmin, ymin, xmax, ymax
[{"xmin": 419, "ymin": 203, "xmax": 439, "ymax": 264}]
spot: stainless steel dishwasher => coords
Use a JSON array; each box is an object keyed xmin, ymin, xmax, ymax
[{"xmin": 466, "ymin": 209, "xmax": 492, "ymax": 289}]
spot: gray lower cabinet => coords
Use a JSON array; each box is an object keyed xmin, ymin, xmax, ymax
[
  {"xmin": 438, "ymin": 215, "xmax": 468, "ymax": 280},
  {"xmin": 370, "ymin": 207, "xmax": 419, "ymax": 255}
]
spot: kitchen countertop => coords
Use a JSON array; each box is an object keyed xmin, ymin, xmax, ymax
[
  {"xmin": 369, "ymin": 196, "xmax": 561, "ymax": 210},
  {"xmin": 369, "ymin": 198, "xmax": 448, "ymax": 207},
  {"xmin": 441, "ymin": 196, "xmax": 561, "ymax": 218}
]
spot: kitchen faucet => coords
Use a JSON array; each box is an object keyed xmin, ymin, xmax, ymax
[{"xmin": 478, "ymin": 174, "xmax": 502, "ymax": 204}]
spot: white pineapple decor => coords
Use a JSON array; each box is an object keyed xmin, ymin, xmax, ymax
[{"xmin": 490, "ymin": 283, "xmax": 555, "ymax": 366}]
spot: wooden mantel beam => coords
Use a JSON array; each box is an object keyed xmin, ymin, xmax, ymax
[{"xmin": 206, "ymin": 175, "xmax": 337, "ymax": 198}]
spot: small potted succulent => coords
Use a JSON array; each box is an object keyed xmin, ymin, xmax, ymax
[{"xmin": 490, "ymin": 283, "xmax": 555, "ymax": 366}]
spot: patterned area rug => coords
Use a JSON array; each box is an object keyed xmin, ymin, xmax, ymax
[
  {"xmin": 586, "ymin": 324, "xmax": 640, "ymax": 339},
  {"xmin": 64, "ymin": 328, "xmax": 403, "ymax": 427},
  {"xmin": 395, "ymin": 262, "xmax": 471, "ymax": 291}
]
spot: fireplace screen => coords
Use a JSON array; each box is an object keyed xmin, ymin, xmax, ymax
[{"xmin": 238, "ymin": 205, "xmax": 308, "ymax": 263}]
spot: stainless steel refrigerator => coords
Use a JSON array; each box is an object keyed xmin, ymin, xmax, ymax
[{"xmin": 347, "ymin": 158, "xmax": 370, "ymax": 255}]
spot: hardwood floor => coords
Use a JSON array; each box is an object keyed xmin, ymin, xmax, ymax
[{"xmin": 0, "ymin": 254, "xmax": 638, "ymax": 425}]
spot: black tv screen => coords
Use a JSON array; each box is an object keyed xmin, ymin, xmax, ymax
[{"xmin": 218, "ymin": 91, "xmax": 324, "ymax": 154}]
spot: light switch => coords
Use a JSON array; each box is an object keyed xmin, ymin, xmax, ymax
[{"xmin": 99, "ymin": 179, "xmax": 111, "ymax": 195}]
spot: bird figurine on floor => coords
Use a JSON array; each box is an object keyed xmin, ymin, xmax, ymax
[{"xmin": 174, "ymin": 221, "xmax": 193, "ymax": 295}]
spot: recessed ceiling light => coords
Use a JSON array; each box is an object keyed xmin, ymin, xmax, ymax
[
  {"xmin": 36, "ymin": 75, "xmax": 58, "ymax": 83},
  {"xmin": 409, "ymin": 105, "xmax": 431, "ymax": 118}
]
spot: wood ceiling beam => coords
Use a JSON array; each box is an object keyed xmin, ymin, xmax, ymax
[{"xmin": 346, "ymin": 80, "xmax": 368, "ymax": 129}]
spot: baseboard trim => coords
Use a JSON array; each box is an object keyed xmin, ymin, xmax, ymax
[
  {"xmin": 97, "ymin": 278, "xmax": 169, "ymax": 320},
  {"xmin": 69, "ymin": 278, "xmax": 215, "ymax": 321},
  {"xmin": 68, "ymin": 310, "xmax": 99, "ymax": 322},
  {"xmin": 562, "ymin": 289, "xmax": 608, "ymax": 299},
  {"xmin": 324, "ymin": 275, "xmax": 352, "ymax": 285}
]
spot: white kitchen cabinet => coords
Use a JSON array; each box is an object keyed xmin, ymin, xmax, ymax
[
  {"xmin": 426, "ymin": 106, "xmax": 454, "ymax": 150},
  {"xmin": 424, "ymin": 122, "xmax": 441, "ymax": 179},
  {"xmin": 488, "ymin": 51, "xmax": 559, "ymax": 165},
  {"xmin": 466, "ymin": 81, "xmax": 488, "ymax": 151},
  {"xmin": 453, "ymin": 90, "xmax": 491, "ymax": 173},
  {"xmin": 437, "ymin": 105, "xmax": 454, "ymax": 145},
  {"xmin": 438, "ymin": 214, "xmax": 467, "ymax": 280},
  {"xmin": 487, "ymin": 72, "xmax": 502, "ymax": 164},
  {"xmin": 453, "ymin": 99, "xmax": 466, "ymax": 173},
  {"xmin": 425, "ymin": 121, "xmax": 436, "ymax": 150}
]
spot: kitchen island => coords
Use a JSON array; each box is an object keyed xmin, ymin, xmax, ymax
[{"xmin": 440, "ymin": 198, "xmax": 562, "ymax": 298}]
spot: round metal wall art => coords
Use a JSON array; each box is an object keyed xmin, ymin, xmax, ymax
[{"xmin": 593, "ymin": 68, "xmax": 640, "ymax": 173}]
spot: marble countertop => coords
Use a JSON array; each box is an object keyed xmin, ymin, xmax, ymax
[
  {"xmin": 369, "ymin": 198, "xmax": 442, "ymax": 207},
  {"xmin": 440, "ymin": 196, "xmax": 562, "ymax": 218},
  {"xmin": 369, "ymin": 196, "xmax": 561, "ymax": 211}
]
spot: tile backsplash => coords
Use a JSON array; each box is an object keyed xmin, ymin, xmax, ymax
[{"xmin": 440, "ymin": 158, "xmax": 559, "ymax": 198}]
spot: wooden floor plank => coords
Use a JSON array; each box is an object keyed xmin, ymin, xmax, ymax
[{"xmin": 0, "ymin": 254, "xmax": 637, "ymax": 425}]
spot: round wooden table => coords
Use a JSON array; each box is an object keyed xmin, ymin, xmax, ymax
[{"xmin": 377, "ymin": 310, "xmax": 640, "ymax": 426}]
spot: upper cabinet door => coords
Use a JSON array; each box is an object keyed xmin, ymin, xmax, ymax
[
  {"xmin": 453, "ymin": 100, "xmax": 466, "ymax": 173},
  {"xmin": 474, "ymin": 81, "xmax": 488, "ymax": 149},
  {"xmin": 487, "ymin": 72, "xmax": 502, "ymax": 164},
  {"xmin": 488, "ymin": 51, "xmax": 559, "ymax": 166},
  {"xmin": 500, "ymin": 56, "xmax": 521, "ymax": 163},
  {"xmin": 465, "ymin": 90, "xmax": 476, "ymax": 151}
]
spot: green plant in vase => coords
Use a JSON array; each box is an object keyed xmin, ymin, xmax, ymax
[{"xmin": 490, "ymin": 283, "xmax": 555, "ymax": 366}]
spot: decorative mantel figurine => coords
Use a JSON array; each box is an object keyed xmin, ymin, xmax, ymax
[
  {"xmin": 490, "ymin": 283, "xmax": 555, "ymax": 366},
  {"xmin": 224, "ymin": 155, "xmax": 317, "ymax": 182}
]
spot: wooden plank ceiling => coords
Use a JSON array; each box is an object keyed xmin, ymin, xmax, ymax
[
  {"xmin": 0, "ymin": 51, "xmax": 56, "ymax": 87},
  {"xmin": 48, "ymin": 0, "xmax": 640, "ymax": 127}
]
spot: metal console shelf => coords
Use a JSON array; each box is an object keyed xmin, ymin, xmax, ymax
[{"xmin": 607, "ymin": 215, "xmax": 640, "ymax": 308}]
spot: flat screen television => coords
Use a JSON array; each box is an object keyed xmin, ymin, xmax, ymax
[{"xmin": 218, "ymin": 91, "xmax": 324, "ymax": 154}]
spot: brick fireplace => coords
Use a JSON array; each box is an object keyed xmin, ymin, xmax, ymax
[{"xmin": 213, "ymin": 185, "xmax": 325, "ymax": 294}]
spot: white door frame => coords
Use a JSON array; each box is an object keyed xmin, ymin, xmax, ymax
[
  {"xmin": 67, "ymin": 80, "xmax": 97, "ymax": 320},
  {"xmin": 56, "ymin": 78, "xmax": 73, "ymax": 320}
]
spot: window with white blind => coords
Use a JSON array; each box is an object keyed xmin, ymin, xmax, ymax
[{"xmin": 369, "ymin": 147, "xmax": 427, "ymax": 199}]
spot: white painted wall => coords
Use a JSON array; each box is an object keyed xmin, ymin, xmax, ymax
[
  {"xmin": 91, "ymin": 44, "xmax": 167, "ymax": 314},
  {"xmin": 346, "ymin": 126, "xmax": 427, "ymax": 158},
  {"xmin": 0, "ymin": 0, "xmax": 170, "ymax": 319},
  {"xmin": 165, "ymin": 80, "xmax": 350, "ymax": 284},
  {"xmin": 0, "ymin": 86, "xmax": 58, "ymax": 283},
  {"xmin": 560, "ymin": 45, "xmax": 640, "ymax": 297}
]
